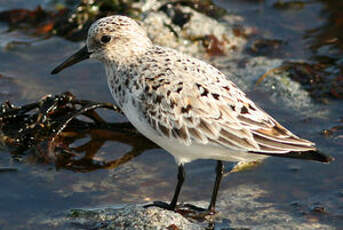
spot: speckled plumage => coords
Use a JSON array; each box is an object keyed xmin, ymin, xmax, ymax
[
  {"xmin": 51, "ymin": 15, "xmax": 332, "ymax": 212},
  {"xmin": 84, "ymin": 16, "xmax": 318, "ymax": 165}
]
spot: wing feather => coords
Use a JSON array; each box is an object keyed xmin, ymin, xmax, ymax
[{"xmin": 137, "ymin": 47, "xmax": 317, "ymax": 158}]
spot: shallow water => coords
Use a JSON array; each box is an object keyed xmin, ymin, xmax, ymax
[{"xmin": 0, "ymin": 0, "xmax": 342, "ymax": 229}]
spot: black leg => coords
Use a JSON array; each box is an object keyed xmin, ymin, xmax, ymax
[
  {"xmin": 144, "ymin": 164, "xmax": 185, "ymax": 210},
  {"xmin": 169, "ymin": 164, "xmax": 185, "ymax": 210},
  {"xmin": 208, "ymin": 160, "xmax": 224, "ymax": 213}
]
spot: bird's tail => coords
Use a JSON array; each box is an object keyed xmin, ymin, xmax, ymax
[{"xmin": 251, "ymin": 150, "xmax": 334, "ymax": 163}]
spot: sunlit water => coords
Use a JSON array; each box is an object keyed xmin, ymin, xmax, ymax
[{"xmin": 0, "ymin": 0, "xmax": 342, "ymax": 229}]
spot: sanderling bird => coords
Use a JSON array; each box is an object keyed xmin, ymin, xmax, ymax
[{"xmin": 51, "ymin": 15, "xmax": 333, "ymax": 214}]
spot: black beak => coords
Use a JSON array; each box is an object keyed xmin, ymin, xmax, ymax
[{"xmin": 51, "ymin": 45, "xmax": 91, "ymax": 75}]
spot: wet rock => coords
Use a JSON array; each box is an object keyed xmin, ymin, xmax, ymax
[
  {"xmin": 38, "ymin": 185, "xmax": 334, "ymax": 230},
  {"xmin": 248, "ymin": 38, "xmax": 285, "ymax": 58},
  {"xmin": 159, "ymin": 3, "xmax": 192, "ymax": 28},
  {"xmin": 142, "ymin": 4, "xmax": 246, "ymax": 57},
  {"xmin": 44, "ymin": 205, "xmax": 203, "ymax": 230},
  {"xmin": 321, "ymin": 118, "xmax": 343, "ymax": 141},
  {"xmin": 273, "ymin": 1, "xmax": 306, "ymax": 11},
  {"xmin": 311, "ymin": 206, "xmax": 327, "ymax": 214},
  {"xmin": 212, "ymin": 55, "xmax": 318, "ymax": 112}
]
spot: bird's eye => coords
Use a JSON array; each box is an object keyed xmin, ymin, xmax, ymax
[{"xmin": 101, "ymin": 35, "xmax": 111, "ymax": 43}]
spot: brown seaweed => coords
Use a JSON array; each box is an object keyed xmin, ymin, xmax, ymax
[{"xmin": 0, "ymin": 92, "xmax": 156, "ymax": 172}]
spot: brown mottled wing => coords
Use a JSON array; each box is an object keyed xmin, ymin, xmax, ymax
[
  {"xmin": 142, "ymin": 74, "xmax": 316, "ymax": 155},
  {"xmin": 139, "ymin": 49, "xmax": 320, "ymax": 159}
]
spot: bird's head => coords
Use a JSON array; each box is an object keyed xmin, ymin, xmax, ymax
[{"xmin": 51, "ymin": 15, "xmax": 152, "ymax": 74}]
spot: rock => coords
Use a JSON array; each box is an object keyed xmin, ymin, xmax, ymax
[
  {"xmin": 40, "ymin": 205, "xmax": 203, "ymax": 230},
  {"xmin": 36, "ymin": 185, "xmax": 334, "ymax": 230},
  {"xmin": 142, "ymin": 4, "xmax": 246, "ymax": 57}
]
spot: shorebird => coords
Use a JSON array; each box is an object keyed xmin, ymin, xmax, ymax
[{"xmin": 51, "ymin": 15, "xmax": 333, "ymax": 214}]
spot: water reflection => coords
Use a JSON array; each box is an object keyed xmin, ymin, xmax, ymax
[{"xmin": 54, "ymin": 121, "xmax": 156, "ymax": 172}]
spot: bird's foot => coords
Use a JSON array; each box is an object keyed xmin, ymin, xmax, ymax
[
  {"xmin": 144, "ymin": 201, "xmax": 174, "ymax": 210},
  {"xmin": 144, "ymin": 201, "xmax": 217, "ymax": 221},
  {"xmin": 180, "ymin": 203, "xmax": 207, "ymax": 212},
  {"xmin": 176, "ymin": 204, "xmax": 217, "ymax": 221}
]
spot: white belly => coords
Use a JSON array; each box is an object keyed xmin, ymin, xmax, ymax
[{"xmin": 121, "ymin": 99, "xmax": 268, "ymax": 165}]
